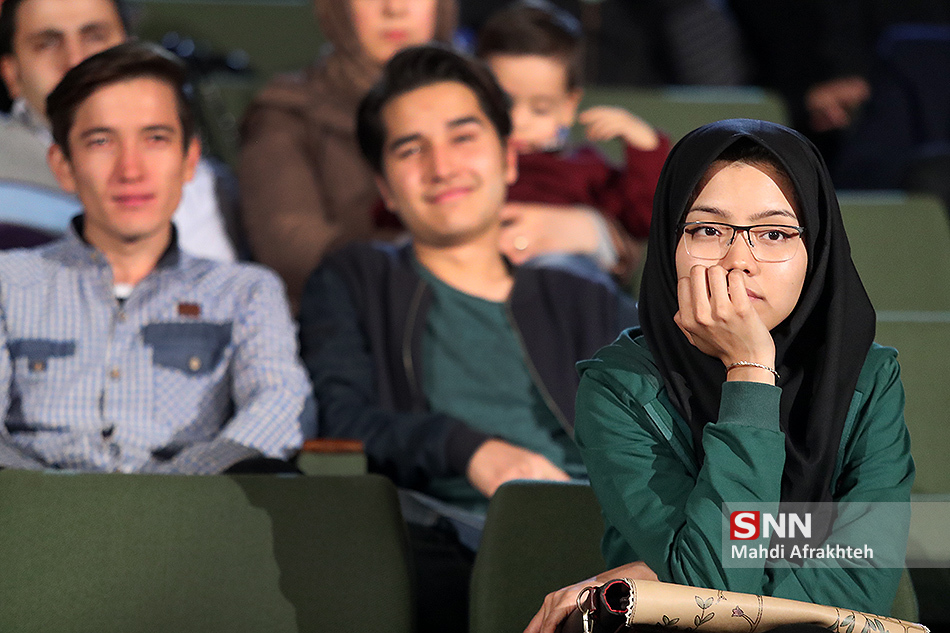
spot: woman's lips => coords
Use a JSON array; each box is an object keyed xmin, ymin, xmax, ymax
[{"xmin": 382, "ymin": 30, "xmax": 409, "ymax": 43}]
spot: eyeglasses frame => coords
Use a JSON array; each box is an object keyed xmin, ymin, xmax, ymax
[{"xmin": 678, "ymin": 220, "xmax": 806, "ymax": 263}]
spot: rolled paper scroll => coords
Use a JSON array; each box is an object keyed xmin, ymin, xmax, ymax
[{"xmin": 582, "ymin": 578, "xmax": 929, "ymax": 633}]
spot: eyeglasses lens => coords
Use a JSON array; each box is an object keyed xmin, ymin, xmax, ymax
[{"xmin": 683, "ymin": 223, "xmax": 802, "ymax": 263}]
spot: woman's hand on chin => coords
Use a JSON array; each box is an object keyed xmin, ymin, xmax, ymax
[{"xmin": 674, "ymin": 265, "xmax": 776, "ymax": 376}]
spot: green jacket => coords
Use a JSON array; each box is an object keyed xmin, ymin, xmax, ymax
[{"xmin": 575, "ymin": 331, "xmax": 915, "ymax": 614}]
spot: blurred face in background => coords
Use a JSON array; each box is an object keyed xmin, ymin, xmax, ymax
[
  {"xmin": 485, "ymin": 54, "xmax": 580, "ymax": 153},
  {"xmin": 349, "ymin": 0, "xmax": 438, "ymax": 65},
  {"xmin": 0, "ymin": 0, "xmax": 125, "ymax": 119},
  {"xmin": 375, "ymin": 80, "xmax": 517, "ymax": 249},
  {"xmin": 48, "ymin": 77, "xmax": 199, "ymax": 251}
]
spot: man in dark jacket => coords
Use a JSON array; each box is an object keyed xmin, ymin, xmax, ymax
[{"xmin": 298, "ymin": 44, "xmax": 636, "ymax": 632}]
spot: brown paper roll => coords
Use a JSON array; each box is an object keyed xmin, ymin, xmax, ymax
[{"xmin": 616, "ymin": 579, "xmax": 928, "ymax": 633}]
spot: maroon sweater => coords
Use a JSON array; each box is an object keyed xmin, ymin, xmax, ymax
[{"xmin": 506, "ymin": 136, "xmax": 670, "ymax": 239}]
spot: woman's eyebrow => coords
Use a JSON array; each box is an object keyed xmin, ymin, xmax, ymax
[
  {"xmin": 749, "ymin": 209, "xmax": 798, "ymax": 222},
  {"xmin": 685, "ymin": 206, "xmax": 727, "ymax": 218}
]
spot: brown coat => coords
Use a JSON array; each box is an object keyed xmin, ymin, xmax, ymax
[
  {"xmin": 238, "ymin": 0, "xmax": 458, "ymax": 311},
  {"xmin": 239, "ymin": 64, "xmax": 380, "ymax": 312}
]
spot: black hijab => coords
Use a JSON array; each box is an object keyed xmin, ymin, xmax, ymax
[{"xmin": 639, "ymin": 119, "xmax": 876, "ymax": 505}]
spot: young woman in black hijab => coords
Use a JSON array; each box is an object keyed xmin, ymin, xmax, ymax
[{"xmin": 525, "ymin": 119, "xmax": 914, "ymax": 633}]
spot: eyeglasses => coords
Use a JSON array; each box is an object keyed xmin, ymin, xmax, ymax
[{"xmin": 680, "ymin": 221, "xmax": 805, "ymax": 263}]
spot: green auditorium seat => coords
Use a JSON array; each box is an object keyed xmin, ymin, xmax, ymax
[
  {"xmin": 840, "ymin": 192, "xmax": 948, "ymax": 627},
  {"xmin": 469, "ymin": 481, "xmax": 606, "ymax": 633},
  {"xmin": 128, "ymin": 0, "xmax": 327, "ymax": 166},
  {"xmin": 841, "ymin": 192, "xmax": 950, "ymax": 494},
  {"xmin": 840, "ymin": 192, "xmax": 950, "ymax": 312},
  {"xmin": 875, "ymin": 319, "xmax": 950, "ymax": 495},
  {"xmin": 892, "ymin": 569, "xmax": 920, "ymax": 622},
  {"xmin": 129, "ymin": 0, "xmax": 324, "ymax": 79},
  {"xmin": 0, "ymin": 471, "xmax": 413, "ymax": 633},
  {"xmin": 575, "ymin": 86, "xmax": 789, "ymax": 161},
  {"xmin": 297, "ymin": 438, "xmax": 368, "ymax": 476}
]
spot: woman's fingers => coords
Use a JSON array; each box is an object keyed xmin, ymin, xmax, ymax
[
  {"xmin": 676, "ymin": 265, "xmax": 777, "ymax": 364},
  {"xmin": 523, "ymin": 603, "xmax": 544, "ymax": 633},
  {"xmin": 727, "ymin": 269, "xmax": 753, "ymax": 314},
  {"xmin": 523, "ymin": 584, "xmax": 581, "ymax": 633},
  {"xmin": 705, "ymin": 265, "xmax": 732, "ymax": 321},
  {"xmin": 689, "ymin": 264, "xmax": 712, "ymax": 324},
  {"xmin": 675, "ymin": 274, "xmax": 702, "ymax": 347},
  {"xmin": 676, "ymin": 274, "xmax": 695, "ymax": 327}
]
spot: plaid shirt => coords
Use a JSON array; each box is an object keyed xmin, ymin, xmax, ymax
[{"xmin": 0, "ymin": 222, "xmax": 312, "ymax": 473}]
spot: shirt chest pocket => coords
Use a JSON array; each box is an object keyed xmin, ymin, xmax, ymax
[
  {"xmin": 141, "ymin": 322, "xmax": 232, "ymax": 376},
  {"xmin": 8, "ymin": 339, "xmax": 77, "ymax": 375}
]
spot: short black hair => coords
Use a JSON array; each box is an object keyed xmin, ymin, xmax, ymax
[
  {"xmin": 476, "ymin": 0, "xmax": 584, "ymax": 91},
  {"xmin": 0, "ymin": 0, "xmax": 131, "ymax": 57},
  {"xmin": 47, "ymin": 40, "xmax": 195, "ymax": 158},
  {"xmin": 357, "ymin": 44, "xmax": 512, "ymax": 174}
]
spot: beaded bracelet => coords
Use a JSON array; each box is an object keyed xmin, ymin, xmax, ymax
[{"xmin": 726, "ymin": 361, "xmax": 780, "ymax": 380}]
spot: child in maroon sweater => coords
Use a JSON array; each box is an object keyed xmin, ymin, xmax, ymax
[{"xmin": 477, "ymin": 0, "xmax": 669, "ymax": 280}]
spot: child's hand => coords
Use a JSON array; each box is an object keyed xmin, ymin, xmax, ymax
[
  {"xmin": 498, "ymin": 202, "xmax": 601, "ymax": 265},
  {"xmin": 579, "ymin": 106, "xmax": 660, "ymax": 151}
]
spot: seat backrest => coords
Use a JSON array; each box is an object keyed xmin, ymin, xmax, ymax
[
  {"xmin": 297, "ymin": 438, "xmax": 368, "ymax": 476},
  {"xmin": 576, "ymin": 86, "xmax": 789, "ymax": 161},
  {"xmin": 903, "ymin": 146, "xmax": 950, "ymax": 211},
  {"xmin": 469, "ymin": 481, "xmax": 605, "ymax": 633},
  {"xmin": 0, "ymin": 471, "xmax": 414, "ymax": 633},
  {"xmin": 840, "ymin": 192, "xmax": 950, "ymax": 312},
  {"xmin": 131, "ymin": 1, "xmax": 325, "ymax": 80},
  {"xmin": 842, "ymin": 192, "xmax": 950, "ymax": 493},
  {"xmin": 892, "ymin": 569, "xmax": 920, "ymax": 622},
  {"xmin": 875, "ymin": 319, "xmax": 950, "ymax": 495},
  {"xmin": 130, "ymin": 1, "xmax": 327, "ymax": 166}
]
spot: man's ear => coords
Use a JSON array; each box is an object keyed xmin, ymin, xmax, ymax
[
  {"xmin": 47, "ymin": 144, "xmax": 77, "ymax": 194},
  {"xmin": 0, "ymin": 55, "xmax": 23, "ymax": 99},
  {"xmin": 184, "ymin": 136, "xmax": 201, "ymax": 182},
  {"xmin": 374, "ymin": 173, "xmax": 398, "ymax": 214}
]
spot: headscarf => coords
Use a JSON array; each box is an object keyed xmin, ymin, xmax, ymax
[
  {"xmin": 639, "ymin": 119, "xmax": 876, "ymax": 505},
  {"xmin": 315, "ymin": 0, "xmax": 458, "ymax": 108}
]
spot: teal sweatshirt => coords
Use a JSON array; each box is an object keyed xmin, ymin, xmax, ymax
[{"xmin": 575, "ymin": 332, "xmax": 915, "ymax": 615}]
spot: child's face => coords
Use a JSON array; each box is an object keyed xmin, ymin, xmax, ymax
[{"xmin": 486, "ymin": 54, "xmax": 581, "ymax": 154}]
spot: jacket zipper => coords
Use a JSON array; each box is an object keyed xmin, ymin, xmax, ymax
[
  {"xmin": 503, "ymin": 302, "xmax": 573, "ymax": 439},
  {"xmin": 402, "ymin": 280, "xmax": 427, "ymax": 405}
]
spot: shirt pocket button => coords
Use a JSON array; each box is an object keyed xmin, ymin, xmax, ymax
[{"xmin": 188, "ymin": 356, "xmax": 202, "ymax": 372}]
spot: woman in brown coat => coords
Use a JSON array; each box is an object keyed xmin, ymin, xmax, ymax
[{"xmin": 239, "ymin": 0, "xmax": 457, "ymax": 311}]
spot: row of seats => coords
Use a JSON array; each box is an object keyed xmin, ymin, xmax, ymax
[
  {"xmin": 130, "ymin": 0, "xmax": 325, "ymax": 79},
  {"xmin": 576, "ymin": 86, "xmax": 789, "ymax": 161},
  {"xmin": 0, "ymin": 471, "xmax": 602, "ymax": 633},
  {"xmin": 839, "ymin": 192, "xmax": 950, "ymax": 496},
  {"xmin": 0, "ymin": 471, "xmax": 922, "ymax": 632},
  {"xmin": 839, "ymin": 192, "xmax": 950, "ymax": 627},
  {"xmin": 124, "ymin": 0, "xmax": 794, "ymax": 169}
]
